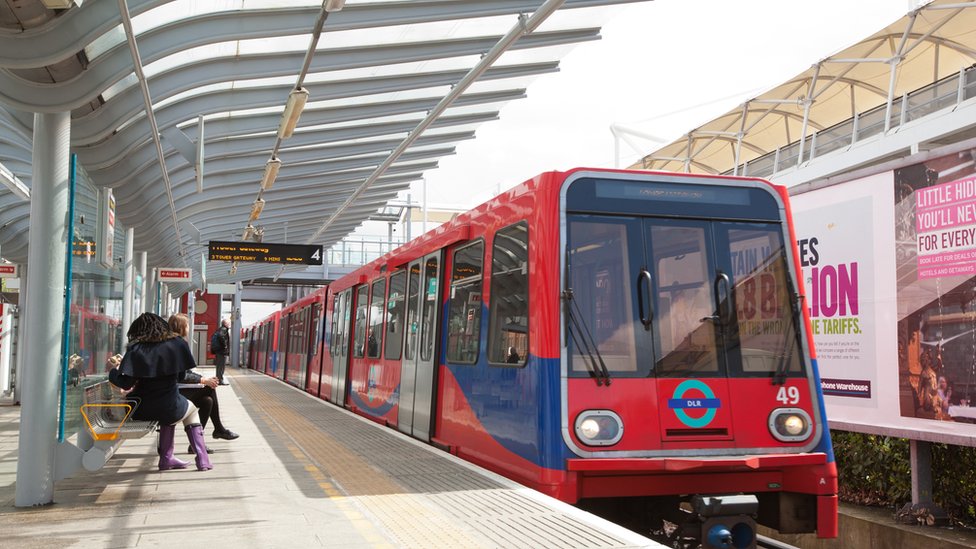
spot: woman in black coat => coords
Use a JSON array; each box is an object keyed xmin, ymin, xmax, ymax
[
  {"xmin": 168, "ymin": 313, "xmax": 239, "ymax": 455},
  {"xmin": 108, "ymin": 313, "xmax": 212, "ymax": 471}
]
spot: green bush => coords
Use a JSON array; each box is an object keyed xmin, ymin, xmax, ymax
[{"xmin": 832, "ymin": 430, "xmax": 976, "ymax": 528}]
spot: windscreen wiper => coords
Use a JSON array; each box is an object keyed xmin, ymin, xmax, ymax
[
  {"xmin": 772, "ymin": 292, "xmax": 802, "ymax": 385},
  {"xmin": 563, "ymin": 289, "xmax": 611, "ymax": 386}
]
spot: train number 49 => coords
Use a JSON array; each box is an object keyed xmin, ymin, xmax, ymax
[{"xmin": 776, "ymin": 386, "xmax": 801, "ymax": 405}]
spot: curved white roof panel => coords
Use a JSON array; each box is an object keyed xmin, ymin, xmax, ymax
[
  {"xmin": 632, "ymin": 0, "xmax": 976, "ymax": 177},
  {"xmin": 0, "ymin": 0, "xmax": 646, "ymax": 287}
]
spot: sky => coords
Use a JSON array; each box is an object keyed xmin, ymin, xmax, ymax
[{"xmin": 407, "ymin": 0, "xmax": 912, "ymax": 209}]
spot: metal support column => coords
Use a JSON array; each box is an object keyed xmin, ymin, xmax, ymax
[
  {"xmin": 0, "ymin": 304, "xmax": 13, "ymax": 394},
  {"xmin": 16, "ymin": 111, "xmax": 70, "ymax": 507},
  {"xmin": 232, "ymin": 284, "xmax": 242, "ymax": 368},
  {"xmin": 122, "ymin": 228, "xmax": 134, "ymax": 335},
  {"xmin": 910, "ymin": 439, "xmax": 933, "ymax": 504},
  {"xmin": 138, "ymin": 252, "xmax": 147, "ymax": 314},
  {"xmin": 13, "ymin": 264, "xmax": 26, "ymax": 405}
]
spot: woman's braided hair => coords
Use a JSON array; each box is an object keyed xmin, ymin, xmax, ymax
[{"xmin": 127, "ymin": 312, "xmax": 179, "ymax": 345}]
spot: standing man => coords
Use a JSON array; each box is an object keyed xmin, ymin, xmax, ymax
[{"xmin": 212, "ymin": 317, "xmax": 231, "ymax": 385}]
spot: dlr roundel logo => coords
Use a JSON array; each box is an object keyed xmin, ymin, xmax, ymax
[{"xmin": 667, "ymin": 380, "xmax": 721, "ymax": 428}]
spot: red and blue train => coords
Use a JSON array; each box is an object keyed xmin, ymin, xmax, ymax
[{"xmin": 243, "ymin": 168, "xmax": 838, "ymax": 547}]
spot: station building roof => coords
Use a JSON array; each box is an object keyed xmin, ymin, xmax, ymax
[
  {"xmin": 0, "ymin": 0, "xmax": 643, "ymax": 289},
  {"xmin": 631, "ymin": 0, "xmax": 976, "ymax": 179}
]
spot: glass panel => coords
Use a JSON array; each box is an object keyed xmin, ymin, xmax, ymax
[
  {"xmin": 330, "ymin": 294, "xmax": 341, "ymax": 356},
  {"xmin": 353, "ymin": 286, "xmax": 368, "ymax": 358},
  {"xmin": 342, "ymin": 291, "xmax": 352, "ymax": 356},
  {"xmin": 64, "ymin": 163, "xmax": 128, "ymax": 437},
  {"xmin": 566, "ymin": 216, "xmax": 647, "ymax": 375},
  {"xmin": 723, "ymin": 224, "xmax": 803, "ymax": 376},
  {"xmin": 404, "ymin": 263, "xmax": 421, "ymax": 360},
  {"xmin": 447, "ymin": 243, "xmax": 483, "ymax": 364},
  {"xmin": 420, "ymin": 257, "xmax": 439, "ymax": 362},
  {"xmin": 488, "ymin": 223, "xmax": 528, "ymax": 365},
  {"xmin": 652, "ymin": 224, "xmax": 720, "ymax": 376},
  {"xmin": 367, "ymin": 278, "xmax": 386, "ymax": 358},
  {"xmin": 385, "ymin": 271, "xmax": 407, "ymax": 360}
]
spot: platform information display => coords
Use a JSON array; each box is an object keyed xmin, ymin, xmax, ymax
[{"xmin": 208, "ymin": 241, "xmax": 323, "ymax": 265}]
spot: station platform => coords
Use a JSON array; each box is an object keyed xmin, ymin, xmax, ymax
[{"xmin": 0, "ymin": 367, "xmax": 658, "ymax": 548}]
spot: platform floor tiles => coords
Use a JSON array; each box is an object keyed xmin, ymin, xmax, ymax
[{"xmin": 0, "ymin": 369, "xmax": 658, "ymax": 548}]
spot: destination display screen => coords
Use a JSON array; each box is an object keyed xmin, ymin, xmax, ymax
[{"xmin": 208, "ymin": 241, "xmax": 323, "ymax": 265}]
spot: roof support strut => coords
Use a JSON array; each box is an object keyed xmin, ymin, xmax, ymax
[{"xmin": 305, "ymin": 0, "xmax": 570, "ymax": 246}]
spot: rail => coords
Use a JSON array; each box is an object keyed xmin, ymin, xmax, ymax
[{"xmin": 756, "ymin": 534, "xmax": 800, "ymax": 549}]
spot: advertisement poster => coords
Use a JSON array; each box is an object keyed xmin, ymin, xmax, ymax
[
  {"xmin": 793, "ymin": 179, "xmax": 882, "ymax": 411},
  {"xmin": 792, "ymin": 150, "xmax": 976, "ymax": 440},
  {"xmin": 895, "ymin": 151, "xmax": 976, "ymax": 426}
]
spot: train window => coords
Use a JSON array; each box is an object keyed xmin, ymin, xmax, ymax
[
  {"xmin": 342, "ymin": 292, "xmax": 352, "ymax": 355},
  {"xmin": 653, "ymin": 225, "xmax": 720, "ymax": 376},
  {"xmin": 330, "ymin": 294, "xmax": 340, "ymax": 356},
  {"xmin": 353, "ymin": 286, "xmax": 368, "ymax": 358},
  {"xmin": 566, "ymin": 216, "xmax": 648, "ymax": 376},
  {"xmin": 405, "ymin": 263, "xmax": 421, "ymax": 360},
  {"xmin": 279, "ymin": 314, "xmax": 289, "ymax": 358},
  {"xmin": 723, "ymin": 225, "xmax": 803, "ymax": 377},
  {"xmin": 447, "ymin": 241, "xmax": 484, "ymax": 364},
  {"xmin": 367, "ymin": 279, "xmax": 386, "ymax": 358},
  {"xmin": 488, "ymin": 223, "xmax": 528, "ymax": 366},
  {"xmin": 420, "ymin": 256, "xmax": 439, "ymax": 362},
  {"xmin": 385, "ymin": 271, "xmax": 407, "ymax": 360}
]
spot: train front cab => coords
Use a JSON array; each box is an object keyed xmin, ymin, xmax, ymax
[{"xmin": 558, "ymin": 171, "xmax": 838, "ymax": 539}]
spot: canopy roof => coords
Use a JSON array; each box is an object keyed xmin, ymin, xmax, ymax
[
  {"xmin": 632, "ymin": 0, "xmax": 976, "ymax": 177},
  {"xmin": 0, "ymin": 0, "xmax": 643, "ymax": 287}
]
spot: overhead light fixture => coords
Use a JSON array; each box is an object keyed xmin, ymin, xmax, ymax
[
  {"xmin": 277, "ymin": 88, "xmax": 309, "ymax": 139},
  {"xmin": 261, "ymin": 156, "xmax": 281, "ymax": 190},
  {"xmin": 40, "ymin": 0, "xmax": 78, "ymax": 8},
  {"xmin": 253, "ymin": 226, "xmax": 265, "ymax": 243},
  {"xmin": 0, "ymin": 162, "xmax": 30, "ymax": 201},
  {"xmin": 242, "ymin": 224, "xmax": 255, "ymax": 241},
  {"xmin": 249, "ymin": 198, "xmax": 265, "ymax": 221},
  {"xmin": 323, "ymin": 0, "xmax": 346, "ymax": 12}
]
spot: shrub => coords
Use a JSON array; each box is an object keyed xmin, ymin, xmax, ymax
[{"xmin": 832, "ymin": 430, "xmax": 976, "ymax": 528}]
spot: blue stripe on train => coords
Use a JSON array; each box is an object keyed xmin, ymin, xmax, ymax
[
  {"xmin": 445, "ymin": 354, "xmax": 570, "ymax": 471},
  {"xmin": 349, "ymin": 386, "xmax": 399, "ymax": 417}
]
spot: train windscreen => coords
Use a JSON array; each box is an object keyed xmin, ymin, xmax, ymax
[{"xmin": 565, "ymin": 177, "xmax": 804, "ymax": 380}]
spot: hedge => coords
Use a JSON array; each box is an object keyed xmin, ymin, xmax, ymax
[{"xmin": 832, "ymin": 430, "xmax": 976, "ymax": 528}]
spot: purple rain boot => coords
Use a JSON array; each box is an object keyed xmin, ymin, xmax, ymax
[
  {"xmin": 158, "ymin": 424, "xmax": 189, "ymax": 470},
  {"xmin": 185, "ymin": 423, "xmax": 213, "ymax": 471}
]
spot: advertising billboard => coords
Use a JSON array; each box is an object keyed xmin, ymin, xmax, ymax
[{"xmin": 792, "ymin": 149, "xmax": 976, "ymax": 444}]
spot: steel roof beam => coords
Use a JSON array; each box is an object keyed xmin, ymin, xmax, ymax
[
  {"xmin": 306, "ymin": 0, "xmax": 570, "ymax": 244},
  {"xmin": 99, "ymin": 129, "xmax": 471, "ymax": 191},
  {"xmin": 86, "ymin": 110, "xmax": 496, "ymax": 175},
  {"xmin": 116, "ymin": 149, "xmax": 447, "ymax": 209},
  {"xmin": 72, "ymin": 64, "xmax": 548, "ymax": 145},
  {"xmin": 115, "ymin": 152, "xmax": 452, "ymax": 233},
  {"xmin": 0, "ymin": 27, "xmax": 596, "ymax": 112},
  {"xmin": 0, "ymin": 0, "xmax": 641, "ymax": 69}
]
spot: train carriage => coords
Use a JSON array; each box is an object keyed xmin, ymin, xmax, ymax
[{"xmin": 248, "ymin": 168, "xmax": 838, "ymax": 546}]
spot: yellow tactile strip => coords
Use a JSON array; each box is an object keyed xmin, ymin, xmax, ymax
[
  {"xmin": 234, "ymin": 373, "xmax": 643, "ymax": 549},
  {"xmin": 234, "ymin": 375, "xmax": 492, "ymax": 548}
]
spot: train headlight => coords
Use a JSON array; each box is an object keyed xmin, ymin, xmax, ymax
[
  {"xmin": 768, "ymin": 408, "xmax": 812, "ymax": 442},
  {"xmin": 574, "ymin": 410, "xmax": 623, "ymax": 446}
]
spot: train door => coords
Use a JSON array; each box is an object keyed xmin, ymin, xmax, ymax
[
  {"xmin": 399, "ymin": 252, "xmax": 442, "ymax": 441},
  {"xmin": 331, "ymin": 288, "xmax": 354, "ymax": 406},
  {"xmin": 398, "ymin": 261, "xmax": 422, "ymax": 435}
]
